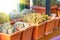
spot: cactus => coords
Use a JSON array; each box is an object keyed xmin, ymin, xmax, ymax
[
  {"xmin": 10, "ymin": 10, "xmax": 20, "ymax": 20},
  {"xmin": 14, "ymin": 22, "xmax": 29, "ymax": 29},
  {"xmin": 22, "ymin": 13, "xmax": 50, "ymax": 24},
  {"xmin": 1, "ymin": 23, "xmax": 17, "ymax": 34},
  {"xmin": 0, "ymin": 26, "xmax": 2, "ymax": 32},
  {"xmin": 0, "ymin": 12, "xmax": 10, "ymax": 23}
]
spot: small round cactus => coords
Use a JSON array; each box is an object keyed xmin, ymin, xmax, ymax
[
  {"xmin": 10, "ymin": 10, "xmax": 19, "ymax": 20},
  {"xmin": 1, "ymin": 23, "xmax": 17, "ymax": 34},
  {"xmin": 14, "ymin": 22, "xmax": 29, "ymax": 29},
  {"xmin": 0, "ymin": 12, "xmax": 10, "ymax": 23}
]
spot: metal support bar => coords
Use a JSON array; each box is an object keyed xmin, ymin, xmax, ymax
[{"xmin": 46, "ymin": 0, "xmax": 51, "ymax": 16}]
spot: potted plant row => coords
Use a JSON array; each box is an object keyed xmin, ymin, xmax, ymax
[
  {"xmin": 21, "ymin": 13, "xmax": 53, "ymax": 40},
  {"xmin": 0, "ymin": 11, "xmax": 59, "ymax": 40},
  {"xmin": 0, "ymin": 11, "xmax": 35, "ymax": 40}
]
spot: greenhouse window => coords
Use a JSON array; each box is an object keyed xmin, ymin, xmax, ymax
[{"xmin": 0, "ymin": 0, "xmax": 19, "ymax": 14}]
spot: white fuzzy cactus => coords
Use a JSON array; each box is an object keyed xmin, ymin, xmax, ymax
[
  {"xmin": 1, "ymin": 23, "xmax": 17, "ymax": 34},
  {"xmin": 14, "ymin": 22, "xmax": 29, "ymax": 30}
]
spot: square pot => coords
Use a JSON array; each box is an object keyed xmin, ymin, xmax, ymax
[
  {"xmin": 57, "ymin": 10, "xmax": 60, "ymax": 17},
  {"xmin": 53, "ymin": 17, "xmax": 60, "ymax": 30},
  {"xmin": 57, "ymin": 7, "xmax": 60, "ymax": 17},
  {"xmin": 45, "ymin": 18, "xmax": 55, "ymax": 35},
  {"xmin": 51, "ymin": 5, "xmax": 57, "ymax": 13},
  {"xmin": 58, "ymin": 18, "xmax": 60, "ymax": 28},
  {"xmin": 17, "ymin": 26, "xmax": 34, "ymax": 40},
  {"xmin": 0, "ymin": 31, "xmax": 21, "ymax": 40},
  {"xmin": 32, "ymin": 22, "xmax": 46, "ymax": 40}
]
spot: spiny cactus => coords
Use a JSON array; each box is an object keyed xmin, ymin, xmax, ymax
[
  {"xmin": 22, "ymin": 13, "xmax": 50, "ymax": 24},
  {"xmin": 14, "ymin": 22, "xmax": 29, "ymax": 29},
  {"xmin": 1, "ymin": 23, "xmax": 17, "ymax": 34},
  {"xmin": 9, "ymin": 10, "xmax": 20, "ymax": 20},
  {"xmin": 0, "ymin": 12, "xmax": 10, "ymax": 23}
]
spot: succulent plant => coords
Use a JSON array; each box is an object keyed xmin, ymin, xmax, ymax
[
  {"xmin": 1, "ymin": 23, "xmax": 17, "ymax": 34},
  {"xmin": 18, "ymin": 9, "xmax": 36, "ymax": 18},
  {"xmin": 14, "ymin": 22, "xmax": 29, "ymax": 29},
  {"xmin": 20, "ymin": 9, "xmax": 35, "ymax": 14},
  {"xmin": 22, "ymin": 13, "xmax": 50, "ymax": 24},
  {"xmin": 10, "ymin": 10, "xmax": 20, "ymax": 20},
  {"xmin": 41, "ymin": 14, "xmax": 51, "ymax": 20},
  {"xmin": 0, "ymin": 26, "xmax": 2, "ymax": 32},
  {"xmin": 0, "ymin": 12, "xmax": 10, "ymax": 23}
]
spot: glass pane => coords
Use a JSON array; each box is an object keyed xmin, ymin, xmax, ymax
[
  {"xmin": 0, "ymin": 0, "xmax": 19, "ymax": 14},
  {"xmin": 33, "ymin": 0, "xmax": 46, "ymax": 7},
  {"xmin": 41, "ymin": 0, "xmax": 46, "ymax": 7},
  {"xmin": 51, "ymin": 0, "xmax": 57, "ymax": 6},
  {"xmin": 57, "ymin": 0, "xmax": 60, "ymax": 6}
]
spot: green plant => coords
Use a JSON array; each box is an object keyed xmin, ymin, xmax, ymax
[
  {"xmin": 0, "ymin": 12, "xmax": 10, "ymax": 23},
  {"xmin": 22, "ymin": 13, "xmax": 50, "ymax": 24}
]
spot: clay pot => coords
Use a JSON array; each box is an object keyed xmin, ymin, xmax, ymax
[
  {"xmin": 45, "ymin": 18, "xmax": 55, "ymax": 35},
  {"xmin": 32, "ymin": 22, "xmax": 46, "ymax": 40},
  {"xmin": 57, "ymin": 7, "xmax": 60, "ymax": 17},
  {"xmin": 32, "ymin": 6, "xmax": 46, "ymax": 14},
  {"xmin": 0, "ymin": 31, "xmax": 22, "ymax": 40},
  {"xmin": 53, "ymin": 17, "xmax": 60, "ymax": 30},
  {"xmin": 51, "ymin": 5, "xmax": 58, "ymax": 16},
  {"xmin": 17, "ymin": 26, "xmax": 34, "ymax": 40}
]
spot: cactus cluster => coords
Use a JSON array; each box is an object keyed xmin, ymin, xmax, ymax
[
  {"xmin": 22, "ymin": 13, "xmax": 50, "ymax": 24},
  {"xmin": 0, "ymin": 23, "xmax": 17, "ymax": 34},
  {"xmin": 14, "ymin": 22, "xmax": 29, "ymax": 29}
]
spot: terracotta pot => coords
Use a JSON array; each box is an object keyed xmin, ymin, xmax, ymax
[
  {"xmin": 45, "ymin": 18, "xmax": 55, "ymax": 35},
  {"xmin": 16, "ymin": 19, "xmax": 23, "ymax": 22},
  {"xmin": 10, "ymin": 18, "xmax": 23, "ymax": 25},
  {"xmin": 53, "ymin": 17, "xmax": 60, "ymax": 30},
  {"xmin": 0, "ymin": 23, "xmax": 2, "ymax": 28},
  {"xmin": 57, "ymin": 7, "xmax": 60, "ymax": 17},
  {"xmin": 58, "ymin": 18, "xmax": 60, "ymax": 27},
  {"xmin": 32, "ymin": 22, "xmax": 46, "ymax": 40},
  {"xmin": 51, "ymin": 5, "xmax": 57, "ymax": 13},
  {"xmin": 0, "ymin": 35, "xmax": 1, "ymax": 40},
  {"xmin": 32, "ymin": 6, "xmax": 46, "ymax": 13},
  {"xmin": 10, "ymin": 20, "xmax": 16, "ymax": 25},
  {"xmin": 51, "ymin": 5, "xmax": 58, "ymax": 16},
  {"xmin": 17, "ymin": 26, "xmax": 34, "ymax": 40},
  {"xmin": 0, "ymin": 31, "xmax": 21, "ymax": 40}
]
